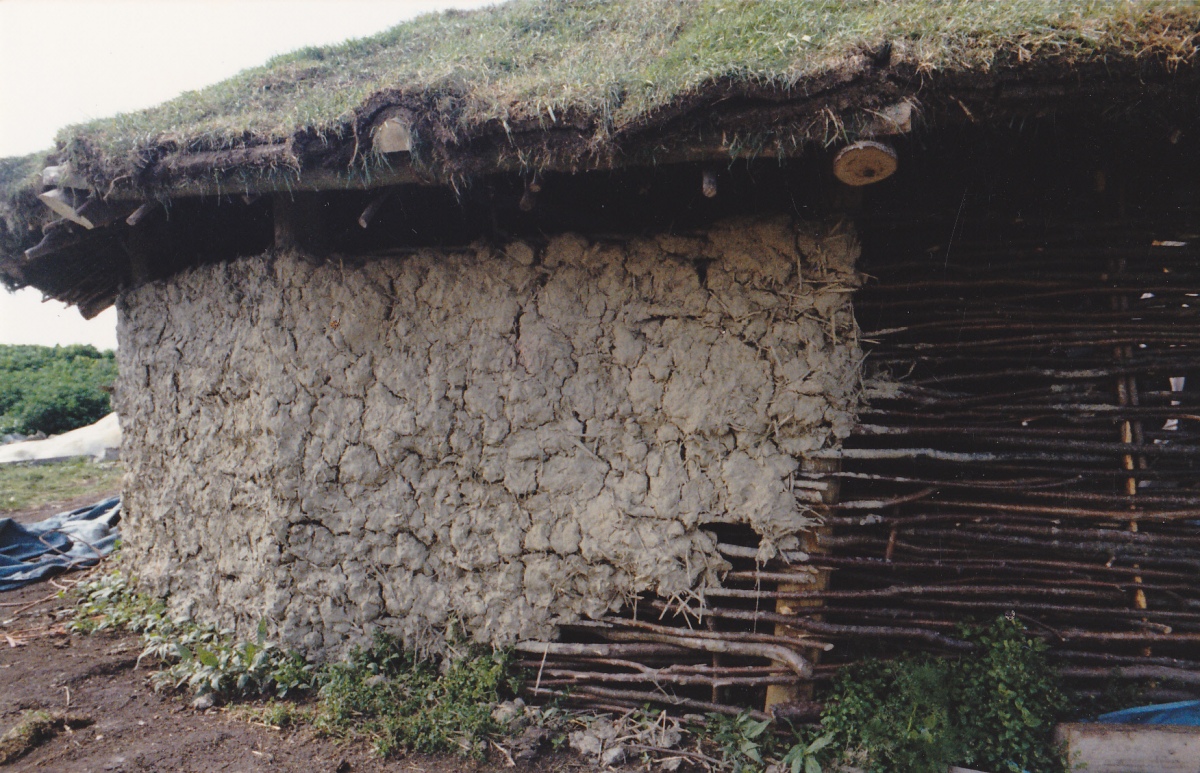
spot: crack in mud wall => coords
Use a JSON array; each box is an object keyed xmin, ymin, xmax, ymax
[{"xmin": 114, "ymin": 215, "xmax": 863, "ymax": 658}]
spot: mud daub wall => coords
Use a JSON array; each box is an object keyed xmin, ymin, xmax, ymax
[{"xmin": 114, "ymin": 215, "xmax": 863, "ymax": 658}]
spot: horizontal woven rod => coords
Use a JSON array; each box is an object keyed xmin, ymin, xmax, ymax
[
  {"xmin": 703, "ymin": 583, "xmax": 1119, "ymax": 603},
  {"xmin": 723, "ymin": 570, "xmax": 819, "ymax": 584},
  {"xmin": 974, "ymin": 462, "xmax": 1200, "ymax": 481},
  {"xmin": 869, "ymin": 323, "xmax": 1200, "ymax": 341},
  {"xmin": 859, "ymin": 407, "xmax": 1200, "ymax": 422},
  {"xmin": 934, "ymin": 522, "xmax": 1200, "ymax": 548},
  {"xmin": 893, "ymin": 336, "xmax": 1200, "ymax": 352},
  {"xmin": 899, "ymin": 368, "xmax": 1200, "ymax": 387},
  {"xmin": 930, "ymin": 497, "xmax": 1200, "ymax": 519},
  {"xmin": 819, "ymin": 447, "xmax": 1119, "ymax": 467},
  {"xmin": 856, "ymin": 285, "xmax": 1200, "ymax": 308},
  {"xmin": 1059, "ymin": 665, "xmax": 1200, "ymax": 685},
  {"xmin": 517, "ymin": 659, "xmax": 799, "ymax": 676},
  {"xmin": 884, "ymin": 598, "xmax": 1200, "ymax": 624},
  {"xmin": 1050, "ymin": 650, "xmax": 1200, "ymax": 670},
  {"xmin": 863, "ymin": 248, "xmax": 1200, "ymax": 269},
  {"xmin": 595, "ymin": 628, "xmax": 814, "ymax": 677},
  {"xmin": 651, "ymin": 601, "xmax": 978, "ymax": 652},
  {"xmin": 514, "ymin": 641, "xmax": 687, "ymax": 658},
  {"xmin": 816, "ymin": 487, "xmax": 1200, "ymax": 523},
  {"xmin": 568, "ymin": 618, "xmax": 834, "ymax": 652},
  {"xmin": 865, "ymin": 312, "xmax": 1200, "ymax": 336},
  {"xmin": 886, "ymin": 538, "xmax": 1200, "ymax": 572},
  {"xmin": 809, "ymin": 555, "xmax": 1197, "ymax": 581},
  {"xmin": 717, "ymin": 542, "xmax": 809, "ymax": 562},
  {"xmin": 1048, "ymin": 627, "xmax": 1200, "ymax": 644},
  {"xmin": 824, "ymin": 569, "xmax": 1197, "ymax": 596},
  {"xmin": 527, "ymin": 669, "xmax": 799, "ymax": 688},
  {"xmin": 891, "ymin": 528, "xmax": 1200, "ymax": 559},
  {"xmin": 873, "ymin": 383, "xmax": 1109, "ymax": 405},
  {"xmin": 807, "ymin": 470, "xmax": 1084, "ymax": 493},
  {"xmin": 870, "ymin": 353, "xmax": 1200, "ymax": 370},
  {"xmin": 824, "ymin": 515, "xmax": 1200, "ymax": 546},
  {"xmin": 854, "ymin": 424, "xmax": 1200, "ymax": 456},
  {"xmin": 525, "ymin": 685, "xmax": 773, "ymax": 722}
]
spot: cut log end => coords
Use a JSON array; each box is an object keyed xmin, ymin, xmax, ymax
[
  {"xmin": 833, "ymin": 141, "xmax": 898, "ymax": 186},
  {"xmin": 372, "ymin": 118, "xmax": 412, "ymax": 154}
]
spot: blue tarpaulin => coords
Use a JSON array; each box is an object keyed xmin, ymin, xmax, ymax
[
  {"xmin": 1095, "ymin": 700, "xmax": 1200, "ymax": 726},
  {"xmin": 0, "ymin": 497, "xmax": 121, "ymax": 591}
]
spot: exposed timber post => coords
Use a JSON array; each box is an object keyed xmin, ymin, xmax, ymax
[{"xmin": 764, "ymin": 457, "xmax": 838, "ymax": 712}]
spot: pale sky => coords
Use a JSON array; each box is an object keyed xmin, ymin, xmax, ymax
[{"xmin": 0, "ymin": 0, "xmax": 498, "ymax": 350}]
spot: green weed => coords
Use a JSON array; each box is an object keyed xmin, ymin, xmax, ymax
[
  {"xmin": 71, "ymin": 572, "xmax": 313, "ymax": 699},
  {"xmin": 314, "ymin": 630, "xmax": 523, "ymax": 758},
  {"xmin": 819, "ymin": 617, "xmax": 1069, "ymax": 773},
  {"xmin": 72, "ymin": 573, "xmax": 526, "ymax": 760}
]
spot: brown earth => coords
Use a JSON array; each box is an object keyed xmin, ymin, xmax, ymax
[{"xmin": 0, "ymin": 505, "xmax": 587, "ymax": 773}]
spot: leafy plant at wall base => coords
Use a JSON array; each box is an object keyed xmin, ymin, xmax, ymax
[
  {"xmin": 818, "ymin": 617, "xmax": 1068, "ymax": 773},
  {"xmin": 779, "ymin": 732, "xmax": 833, "ymax": 773},
  {"xmin": 952, "ymin": 617, "xmax": 1069, "ymax": 773},
  {"xmin": 821, "ymin": 660, "xmax": 959, "ymax": 773},
  {"xmin": 315, "ymin": 630, "xmax": 523, "ymax": 758},
  {"xmin": 70, "ymin": 572, "xmax": 314, "ymax": 699},
  {"xmin": 702, "ymin": 712, "xmax": 773, "ymax": 772}
]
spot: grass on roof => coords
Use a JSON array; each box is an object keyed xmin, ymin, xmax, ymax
[
  {"xmin": 0, "ymin": 0, "xmax": 1196, "ymax": 265},
  {"xmin": 54, "ymin": 0, "xmax": 1200, "ymax": 164}
]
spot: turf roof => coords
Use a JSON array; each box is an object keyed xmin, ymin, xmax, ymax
[
  {"xmin": 2, "ymin": 0, "xmax": 1200, "ymax": 268},
  {"xmin": 54, "ymin": 0, "xmax": 1200, "ymax": 154}
]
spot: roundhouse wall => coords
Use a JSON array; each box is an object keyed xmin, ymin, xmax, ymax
[{"xmin": 113, "ymin": 215, "xmax": 863, "ymax": 658}]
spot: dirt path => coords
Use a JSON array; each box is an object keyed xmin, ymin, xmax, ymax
[
  {"xmin": 0, "ymin": 580, "xmax": 587, "ymax": 773},
  {"xmin": 0, "ymin": 498, "xmax": 586, "ymax": 772}
]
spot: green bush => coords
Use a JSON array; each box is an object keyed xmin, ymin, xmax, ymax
[
  {"xmin": 0, "ymin": 344, "xmax": 117, "ymax": 435},
  {"xmin": 819, "ymin": 617, "xmax": 1068, "ymax": 773}
]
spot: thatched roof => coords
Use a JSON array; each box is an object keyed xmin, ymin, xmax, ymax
[{"xmin": 3, "ymin": 0, "xmax": 1200, "ymax": 306}]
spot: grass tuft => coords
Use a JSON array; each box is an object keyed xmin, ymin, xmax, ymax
[
  {"xmin": 0, "ymin": 459, "xmax": 123, "ymax": 514},
  {"xmin": 0, "ymin": 711, "xmax": 93, "ymax": 765}
]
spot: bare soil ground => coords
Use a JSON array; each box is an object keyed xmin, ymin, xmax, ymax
[{"xmin": 0, "ymin": 500, "xmax": 585, "ymax": 773}]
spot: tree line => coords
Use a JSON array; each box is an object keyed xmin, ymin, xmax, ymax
[{"xmin": 0, "ymin": 345, "xmax": 117, "ymax": 436}]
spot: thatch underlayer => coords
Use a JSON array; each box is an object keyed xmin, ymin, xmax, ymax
[{"xmin": 2, "ymin": 0, "xmax": 1200, "ymax": 294}]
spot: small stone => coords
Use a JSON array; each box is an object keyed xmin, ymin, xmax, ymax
[
  {"xmin": 600, "ymin": 744, "xmax": 627, "ymax": 767},
  {"xmin": 569, "ymin": 730, "xmax": 603, "ymax": 757},
  {"xmin": 490, "ymin": 700, "xmax": 524, "ymax": 727},
  {"xmin": 591, "ymin": 719, "xmax": 618, "ymax": 742},
  {"xmin": 511, "ymin": 725, "xmax": 549, "ymax": 760},
  {"xmin": 363, "ymin": 674, "xmax": 386, "ymax": 688},
  {"xmin": 191, "ymin": 694, "xmax": 214, "ymax": 710}
]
